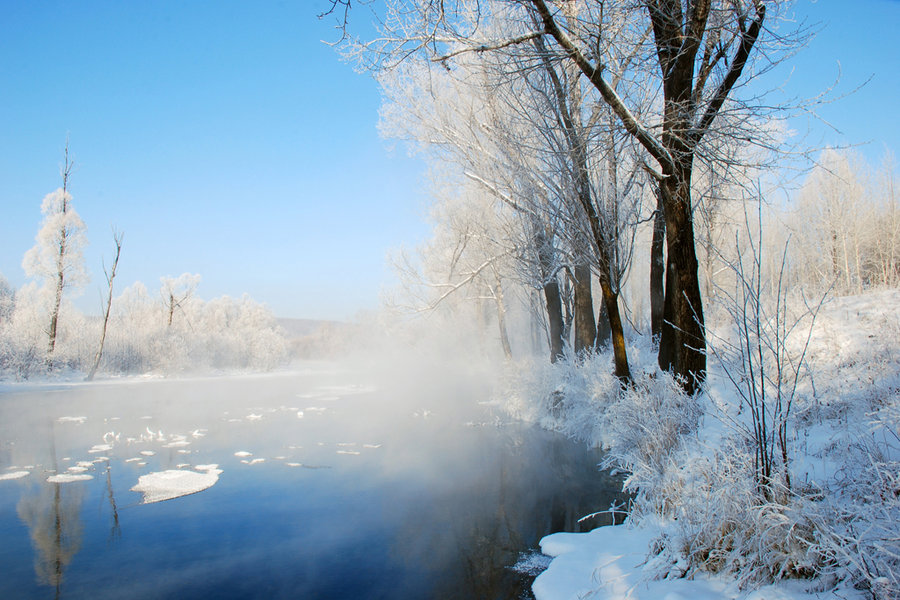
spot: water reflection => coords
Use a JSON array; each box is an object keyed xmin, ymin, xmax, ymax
[{"xmin": 15, "ymin": 421, "xmax": 84, "ymax": 599}]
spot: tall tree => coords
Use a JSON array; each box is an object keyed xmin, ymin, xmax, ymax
[
  {"xmin": 527, "ymin": 0, "xmax": 770, "ymax": 392},
  {"xmin": 22, "ymin": 143, "xmax": 88, "ymax": 356},
  {"xmin": 86, "ymin": 230, "xmax": 123, "ymax": 382}
]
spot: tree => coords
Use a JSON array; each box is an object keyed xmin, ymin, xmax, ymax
[
  {"xmin": 527, "ymin": 0, "xmax": 773, "ymax": 392},
  {"xmin": 351, "ymin": 0, "xmax": 789, "ymax": 392},
  {"xmin": 160, "ymin": 273, "xmax": 200, "ymax": 329},
  {"xmin": 22, "ymin": 143, "xmax": 88, "ymax": 356},
  {"xmin": 86, "ymin": 230, "xmax": 123, "ymax": 381}
]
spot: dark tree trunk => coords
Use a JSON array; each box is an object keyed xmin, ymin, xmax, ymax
[
  {"xmin": 534, "ymin": 222, "xmax": 566, "ymax": 363},
  {"xmin": 594, "ymin": 292, "xmax": 611, "ymax": 349},
  {"xmin": 650, "ymin": 188, "xmax": 666, "ymax": 342},
  {"xmin": 657, "ymin": 160, "xmax": 706, "ymax": 394},
  {"xmin": 543, "ymin": 276, "xmax": 565, "ymax": 363},
  {"xmin": 572, "ymin": 262, "xmax": 597, "ymax": 356}
]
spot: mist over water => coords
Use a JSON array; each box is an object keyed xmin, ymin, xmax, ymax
[{"xmin": 0, "ymin": 360, "xmax": 625, "ymax": 599}]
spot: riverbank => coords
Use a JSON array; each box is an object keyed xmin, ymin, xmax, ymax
[{"xmin": 502, "ymin": 289, "xmax": 900, "ymax": 600}]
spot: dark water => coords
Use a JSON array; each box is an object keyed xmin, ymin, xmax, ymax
[{"xmin": 0, "ymin": 363, "xmax": 626, "ymax": 599}]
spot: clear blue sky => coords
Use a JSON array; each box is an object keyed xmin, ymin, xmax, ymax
[{"xmin": 0, "ymin": 0, "xmax": 897, "ymax": 320}]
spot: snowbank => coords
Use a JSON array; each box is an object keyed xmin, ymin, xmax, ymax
[
  {"xmin": 533, "ymin": 524, "xmax": 865, "ymax": 600},
  {"xmin": 131, "ymin": 465, "xmax": 222, "ymax": 504}
]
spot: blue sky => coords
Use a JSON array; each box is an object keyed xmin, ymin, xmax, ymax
[{"xmin": 0, "ymin": 0, "xmax": 897, "ymax": 320}]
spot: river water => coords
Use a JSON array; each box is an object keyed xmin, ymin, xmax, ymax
[{"xmin": 0, "ymin": 363, "xmax": 626, "ymax": 599}]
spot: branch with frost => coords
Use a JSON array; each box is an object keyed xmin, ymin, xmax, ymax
[{"xmin": 434, "ymin": 31, "xmax": 544, "ymax": 64}]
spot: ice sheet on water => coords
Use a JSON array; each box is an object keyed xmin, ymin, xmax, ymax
[
  {"xmin": 47, "ymin": 474, "xmax": 93, "ymax": 483},
  {"xmin": 131, "ymin": 465, "xmax": 222, "ymax": 504},
  {"xmin": 0, "ymin": 471, "xmax": 29, "ymax": 481}
]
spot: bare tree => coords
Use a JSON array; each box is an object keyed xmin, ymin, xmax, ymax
[{"xmin": 86, "ymin": 230, "xmax": 123, "ymax": 382}]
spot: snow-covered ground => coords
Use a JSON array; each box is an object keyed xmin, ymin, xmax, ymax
[{"xmin": 506, "ymin": 289, "xmax": 900, "ymax": 600}]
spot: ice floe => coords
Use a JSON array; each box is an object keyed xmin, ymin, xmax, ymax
[
  {"xmin": 57, "ymin": 416, "xmax": 87, "ymax": 424},
  {"xmin": 131, "ymin": 465, "xmax": 222, "ymax": 504},
  {"xmin": 47, "ymin": 473, "xmax": 93, "ymax": 483},
  {"xmin": 0, "ymin": 471, "xmax": 29, "ymax": 481},
  {"xmin": 234, "ymin": 451, "xmax": 252, "ymax": 457}
]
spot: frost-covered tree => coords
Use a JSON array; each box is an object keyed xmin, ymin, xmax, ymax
[
  {"xmin": 22, "ymin": 146, "xmax": 88, "ymax": 356},
  {"xmin": 347, "ymin": 0, "xmax": 795, "ymax": 392},
  {"xmin": 160, "ymin": 273, "xmax": 200, "ymax": 328}
]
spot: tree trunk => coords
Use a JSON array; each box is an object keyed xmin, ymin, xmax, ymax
[
  {"xmin": 87, "ymin": 233, "xmax": 122, "ymax": 382},
  {"xmin": 572, "ymin": 262, "xmax": 596, "ymax": 356},
  {"xmin": 534, "ymin": 222, "xmax": 565, "ymax": 363},
  {"xmin": 599, "ymin": 280, "xmax": 631, "ymax": 383},
  {"xmin": 650, "ymin": 187, "xmax": 666, "ymax": 342},
  {"xmin": 594, "ymin": 294, "xmax": 611, "ymax": 349},
  {"xmin": 657, "ymin": 162, "xmax": 706, "ymax": 394},
  {"xmin": 543, "ymin": 276, "xmax": 565, "ymax": 363},
  {"xmin": 493, "ymin": 271, "xmax": 513, "ymax": 360}
]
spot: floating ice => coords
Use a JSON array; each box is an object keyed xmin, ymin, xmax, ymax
[
  {"xmin": 241, "ymin": 458, "xmax": 265, "ymax": 465},
  {"xmin": 336, "ymin": 450, "xmax": 360, "ymax": 456},
  {"xmin": 0, "ymin": 471, "xmax": 29, "ymax": 481},
  {"xmin": 163, "ymin": 440, "xmax": 191, "ymax": 448},
  {"xmin": 246, "ymin": 414, "xmax": 262, "ymax": 421},
  {"xmin": 131, "ymin": 466, "xmax": 222, "ymax": 504},
  {"xmin": 47, "ymin": 473, "xmax": 93, "ymax": 483},
  {"xmin": 140, "ymin": 450, "xmax": 155, "ymax": 456},
  {"xmin": 363, "ymin": 444, "xmax": 382, "ymax": 449},
  {"xmin": 234, "ymin": 451, "xmax": 252, "ymax": 457},
  {"xmin": 67, "ymin": 466, "xmax": 89, "ymax": 474},
  {"xmin": 89, "ymin": 444, "xmax": 112, "ymax": 453},
  {"xmin": 57, "ymin": 416, "xmax": 87, "ymax": 424}
]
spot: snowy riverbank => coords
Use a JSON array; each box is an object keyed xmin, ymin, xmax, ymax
[{"xmin": 505, "ymin": 289, "xmax": 900, "ymax": 600}]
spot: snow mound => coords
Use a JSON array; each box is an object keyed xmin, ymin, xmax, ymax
[{"xmin": 131, "ymin": 466, "xmax": 222, "ymax": 504}]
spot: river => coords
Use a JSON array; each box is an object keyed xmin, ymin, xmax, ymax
[{"xmin": 0, "ymin": 362, "xmax": 626, "ymax": 599}]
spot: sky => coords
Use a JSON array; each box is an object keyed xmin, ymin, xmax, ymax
[{"xmin": 0, "ymin": 0, "xmax": 898, "ymax": 321}]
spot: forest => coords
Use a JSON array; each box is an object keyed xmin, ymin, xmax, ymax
[{"xmin": 1, "ymin": 1, "xmax": 898, "ymax": 598}]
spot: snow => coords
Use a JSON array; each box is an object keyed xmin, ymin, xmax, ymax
[
  {"xmin": 131, "ymin": 465, "xmax": 222, "ymax": 504},
  {"xmin": 533, "ymin": 524, "xmax": 864, "ymax": 600},
  {"xmin": 0, "ymin": 471, "xmax": 29, "ymax": 481}
]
